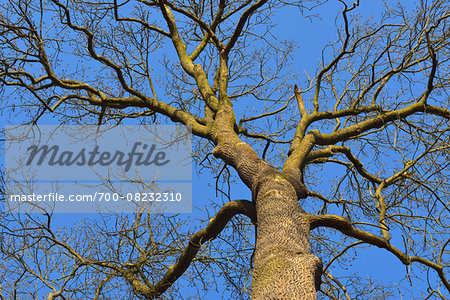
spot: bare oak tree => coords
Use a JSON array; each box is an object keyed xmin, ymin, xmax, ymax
[{"xmin": 0, "ymin": 0, "xmax": 449, "ymax": 299}]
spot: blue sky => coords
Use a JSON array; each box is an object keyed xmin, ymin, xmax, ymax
[{"xmin": 0, "ymin": 0, "xmax": 444, "ymax": 299}]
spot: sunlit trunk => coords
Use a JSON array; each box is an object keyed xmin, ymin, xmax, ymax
[{"xmin": 251, "ymin": 173, "xmax": 322, "ymax": 299}]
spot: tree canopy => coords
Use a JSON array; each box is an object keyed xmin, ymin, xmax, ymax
[{"xmin": 0, "ymin": 0, "xmax": 449, "ymax": 299}]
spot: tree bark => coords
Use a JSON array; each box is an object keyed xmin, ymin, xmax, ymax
[
  {"xmin": 211, "ymin": 106, "xmax": 322, "ymax": 299},
  {"xmin": 251, "ymin": 170, "xmax": 322, "ymax": 300}
]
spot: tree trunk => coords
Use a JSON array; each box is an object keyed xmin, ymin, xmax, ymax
[
  {"xmin": 251, "ymin": 171, "xmax": 322, "ymax": 299},
  {"xmin": 211, "ymin": 107, "xmax": 322, "ymax": 299}
]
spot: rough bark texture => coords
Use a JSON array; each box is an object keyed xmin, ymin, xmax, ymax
[
  {"xmin": 251, "ymin": 171, "xmax": 322, "ymax": 300},
  {"xmin": 211, "ymin": 107, "xmax": 322, "ymax": 299}
]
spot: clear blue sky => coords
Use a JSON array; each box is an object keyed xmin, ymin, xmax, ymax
[{"xmin": 0, "ymin": 0, "xmax": 439, "ymax": 299}]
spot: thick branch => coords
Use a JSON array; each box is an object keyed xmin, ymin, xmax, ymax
[
  {"xmin": 312, "ymin": 102, "xmax": 449, "ymax": 146},
  {"xmin": 223, "ymin": 0, "xmax": 268, "ymax": 55},
  {"xmin": 294, "ymin": 84, "xmax": 307, "ymax": 117},
  {"xmin": 150, "ymin": 200, "xmax": 256, "ymax": 298},
  {"xmin": 308, "ymin": 214, "xmax": 450, "ymax": 292},
  {"xmin": 163, "ymin": 1, "xmax": 224, "ymax": 51},
  {"xmin": 306, "ymin": 145, "xmax": 382, "ymax": 184},
  {"xmin": 157, "ymin": 2, "xmax": 219, "ymax": 112}
]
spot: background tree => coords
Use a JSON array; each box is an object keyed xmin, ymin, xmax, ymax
[{"xmin": 0, "ymin": 0, "xmax": 449, "ymax": 299}]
